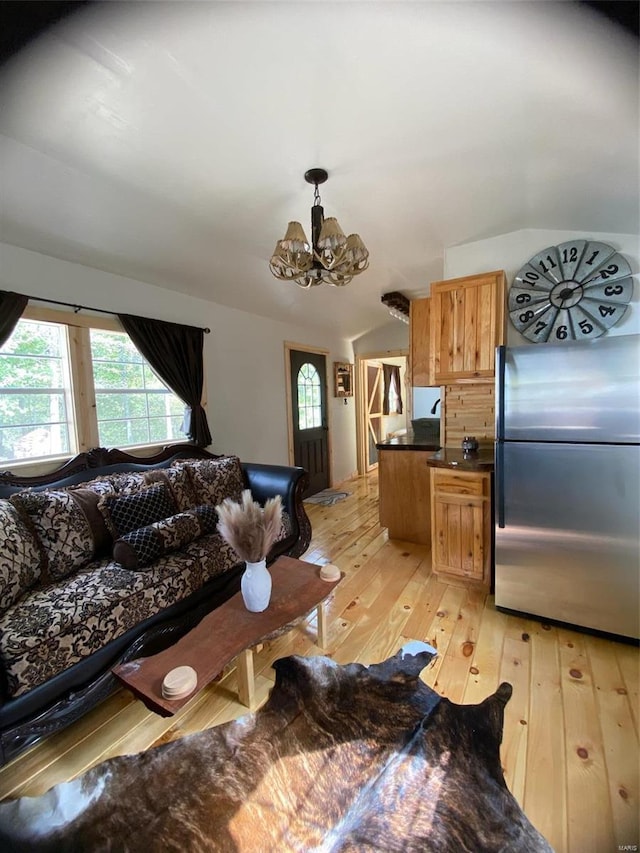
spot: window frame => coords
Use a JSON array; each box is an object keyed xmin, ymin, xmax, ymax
[{"xmin": 1, "ymin": 305, "xmax": 205, "ymax": 474}]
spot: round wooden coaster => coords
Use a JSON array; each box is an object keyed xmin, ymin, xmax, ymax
[
  {"xmin": 162, "ymin": 665, "xmax": 198, "ymax": 700},
  {"xmin": 320, "ymin": 563, "xmax": 340, "ymax": 582}
]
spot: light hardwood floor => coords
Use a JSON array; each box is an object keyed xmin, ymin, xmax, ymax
[{"xmin": 0, "ymin": 471, "xmax": 638, "ymax": 852}]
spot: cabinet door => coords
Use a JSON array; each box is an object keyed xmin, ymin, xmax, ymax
[
  {"xmin": 430, "ymin": 270, "xmax": 506, "ymax": 383},
  {"xmin": 432, "ymin": 493, "xmax": 485, "ymax": 579},
  {"xmin": 430, "ymin": 469, "xmax": 491, "ymax": 585},
  {"xmin": 410, "ymin": 297, "xmax": 432, "ymax": 386}
]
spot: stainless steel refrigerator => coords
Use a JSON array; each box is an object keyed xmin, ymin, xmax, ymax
[{"xmin": 495, "ymin": 333, "xmax": 640, "ymax": 639}]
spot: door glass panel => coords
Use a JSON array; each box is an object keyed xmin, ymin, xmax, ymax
[{"xmin": 297, "ymin": 363, "xmax": 321, "ymax": 430}]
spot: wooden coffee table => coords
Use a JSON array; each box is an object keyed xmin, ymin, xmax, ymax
[{"xmin": 112, "ymin": 556, "xmax": 341, "ymax": 716}]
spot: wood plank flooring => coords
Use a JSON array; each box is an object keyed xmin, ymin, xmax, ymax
[{"xmin": 1, "ymin": 471, "xmax": 638, "ymax": 852}]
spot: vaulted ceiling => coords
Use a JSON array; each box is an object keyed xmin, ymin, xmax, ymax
[{"xmin": 0, "ymin": 1, "xmax": 637, "ymax": 340}]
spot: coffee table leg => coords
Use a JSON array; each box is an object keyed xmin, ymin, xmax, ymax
[
  {"xmin": 236, "ymin": 648, "xmax": 255, "ymax": 709},
  {"xmin": 317, "ymin": 602, "xmax": 328, "ymax": 649}
]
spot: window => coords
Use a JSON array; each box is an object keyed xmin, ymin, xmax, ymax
[
  {"xmin": 382, "ymin": 363, "xmax": 403, "ymax": 416},
  {"xmin": 387, "ymin": 371, "xmax": 401, "ymax": 414},
  {"xmin": 297, "ymin": 363, "xmax": 322, "ymax": 430},
  {"xmin": 0, "ymin": 309, "xmax": 186, "ymax": 465},
  {"xmin": 0, "ymin": 319, "xmax": 74, "ymax": 461},
  {"xmin": 90, "ymin": 330, "xmax": 184, "ymax": 448}
]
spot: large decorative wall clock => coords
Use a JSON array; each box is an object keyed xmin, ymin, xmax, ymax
[{"xmin": 509, "ymin": 240, "xmax": 632, "ymax": 343}]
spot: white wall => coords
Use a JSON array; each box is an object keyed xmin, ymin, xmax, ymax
[
  {"xmin": 352, "ymin": 318, "xmax": 409, "ymax": 354},
  {"xmin": 444, "ymin": 229, "xmax": 639, "ymax": 344},
  {"xmin": 413, "ymin": 387, "xmax": 441, "ymax": 420},
  {"xmin": 0, "ymin": 243, "xmax": 357, "ymax": 484}
]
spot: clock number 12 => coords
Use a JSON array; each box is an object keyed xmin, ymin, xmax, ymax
[{"xmin": 562, "ymin": 247, "xmax": 579, "ymax": 264}]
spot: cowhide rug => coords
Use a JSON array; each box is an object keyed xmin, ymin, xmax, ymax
[{"xmin": 0, "ymin": 646, "xmax": 553, "ymax": 852}]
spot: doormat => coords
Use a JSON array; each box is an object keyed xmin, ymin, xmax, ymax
[{"xmin": 304, "ymin": 489, "xmax": 351, "ymax": 506}]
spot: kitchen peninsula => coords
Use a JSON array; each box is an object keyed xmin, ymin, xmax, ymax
[
  {"xmin": 377, "ymin": 436, "xmax": 440, "ymax": 547},
  {"xmin": 377, "ymin": 437, "xmax": 494, "ymax": 588}
]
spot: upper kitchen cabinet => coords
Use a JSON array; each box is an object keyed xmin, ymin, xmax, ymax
[
  {"xmin": 409, "ymin": 296, "xmax": 432, "ymax": 386},
  {"xmin": 430, "ymin": 270, "xmax": 506, "ymax": 383}
]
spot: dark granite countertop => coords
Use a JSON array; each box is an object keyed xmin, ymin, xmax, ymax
[
  {"xmin": 376, "ymin": 435, "xmax": 494, "ymax": 471},
  {"xmin": 376, "ymin": 434, "xmax": 441, "ymax": 451},
  {"xmin": 426, "ymin": 446, "xmax": 494, "ymax": 472}
]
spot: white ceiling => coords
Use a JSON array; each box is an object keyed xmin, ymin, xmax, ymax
[{"xmin": 0, "ymin": 1, "xmax": 637, "ymax": 340}]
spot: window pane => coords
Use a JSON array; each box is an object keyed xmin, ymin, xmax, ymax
[
  {"xmin": 95, "ymin": 392, "xmax": 149, "ymax": 421},
  {"xmin": 149, "ymin": 415, "xmax": 183, "ymax": 442},
  {"xmin": 98, "ymin": 419, "xmax": 150, "ymax": 448},
  {"xmin": 296, "ymin": 363, "xmax": 322, "ymax": 430},
  {"xmin": 143, "ymin": 364, "xmax": 166, "ymax": 389},
  {"xmin": 90, "ymin": 330, "xmax": 185, "ymax": 448},
  {"xmin": 92, "ymin": 361, "xmax": 145, "ymax": 389},
  {"xmin": 0, "ymin": 320, "xmax": 74, "ymax": 462}
]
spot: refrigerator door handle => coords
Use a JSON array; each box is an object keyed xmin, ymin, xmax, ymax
[
  {"xmin": 496, "ymin": 440, "xmax": 505, "ymax": 529},
  {"xmin": 496, "ymin": 344, "xmax": 506, "ymax": 441}
]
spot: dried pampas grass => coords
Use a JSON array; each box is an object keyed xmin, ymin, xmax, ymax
[{"xmin": 216, "ymin": 489, "xmax": 283, "ymax": 563}]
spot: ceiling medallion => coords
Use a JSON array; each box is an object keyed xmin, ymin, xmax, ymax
[
  {"xmin": 269, "ymin": 168, "xmax": 369, "ymax": 288},
  {"xmin": 509, "ymin": 240, "xmax": 632, "ymax": 343}
]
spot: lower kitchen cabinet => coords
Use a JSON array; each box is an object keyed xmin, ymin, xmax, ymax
[
  {"xmin": 430, "ymin": 468, "xmax": 491, "ymax": 586},
  {"xmin": 378, "ymin": 449, "xmax": 432, "ymax": 546}
]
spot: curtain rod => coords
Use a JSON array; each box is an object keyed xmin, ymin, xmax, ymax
[{"xmin": 25, "ymin": 294, "xmax": 211, "ymax": 334}]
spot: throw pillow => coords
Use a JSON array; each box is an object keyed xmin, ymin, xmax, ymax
[
  {"xmin": 175, "ymin": 456, "xmax": 244, "ymax": 507},
  {"xmin": 98, "ymin": 483, "xmax": 177, "ymax": 539},
  {"xmin": 112, "ymin": 504, "xmax": 218, "ymax": 569},
  {"xmin": 106, "ymin": 471, "xmax": 149, "ymax": 495},
  {"xmin": 75, "ymin": 476, "xmax": 119, "ymax": 496},
  {"xmin": 143, "ymin": 467, "xmax": 198, "ymax": 512},
  {"xmin": 9, "ymin": 490, "xmax": 96, "ymax": 581},
  {"xmin": 0, "ymin": 500, "xmax": 43, "ymax": 613}
]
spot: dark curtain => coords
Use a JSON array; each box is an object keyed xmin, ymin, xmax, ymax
[
  {"xmin": 0, "ymin": 291, "xmax": 28, "ymax": 348},
  {"xmin": 118, "ymin": 314, "xmax": 212, "ymax": 447},
  {"xmin": 382, "ymin": 363, "xmax": 403, "ymax": 416}
]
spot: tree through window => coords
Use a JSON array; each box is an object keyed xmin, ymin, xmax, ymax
[
  {"xmin": 0, "ymin": 319, "xmax": 73, "ymax": 461},
  {"xmin": 297, "ymin": 363, "xmax": 321, "ymax": 430}
]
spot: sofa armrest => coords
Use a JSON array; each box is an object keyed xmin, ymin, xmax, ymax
[{"xmin": 241, "ymin": 463, "xmax": 311, "ymax": 559}]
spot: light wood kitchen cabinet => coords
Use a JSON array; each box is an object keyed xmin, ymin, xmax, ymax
[
  {"xmin": 430, "ymin": 270, "xmax": 506, "ymax": 383},
  {"xmin": 430, "ymin": 468, "xmax": 491, "ymax": 586},
  {"xmin": 378, "ymin": 449, "xmax": 431, "ymax": 546},
  {"xmin": 409, "ymin": 297, "xmax": 432, "ymax": 387}
]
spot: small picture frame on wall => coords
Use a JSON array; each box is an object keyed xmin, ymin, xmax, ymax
[{"xmin": 334, "ymin": 362, "xmax": 353, "ymax": 397}]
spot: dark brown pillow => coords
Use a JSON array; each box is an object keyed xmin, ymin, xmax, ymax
[{"xmin": 67, "ymin": 487, "xmax": 113, "ymax": 556}]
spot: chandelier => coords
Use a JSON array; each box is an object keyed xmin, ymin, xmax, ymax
[{"xmin": 269, "ymin": 168, "xmax": 369, "ymax": 288}]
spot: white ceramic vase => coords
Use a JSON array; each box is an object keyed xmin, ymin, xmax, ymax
[{"xmin": 240, "ymin": 559, "xmax": 272, "ymax": 612}]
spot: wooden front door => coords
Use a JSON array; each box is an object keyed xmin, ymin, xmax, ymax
[{"xmin": 289, "ymin": 349, "xmax": 329, "ymax": 498}]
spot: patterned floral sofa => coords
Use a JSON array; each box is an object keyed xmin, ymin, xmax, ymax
[{"xmin": 0, "ymin": 444, "xmax": 311, "ymax": 766}]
